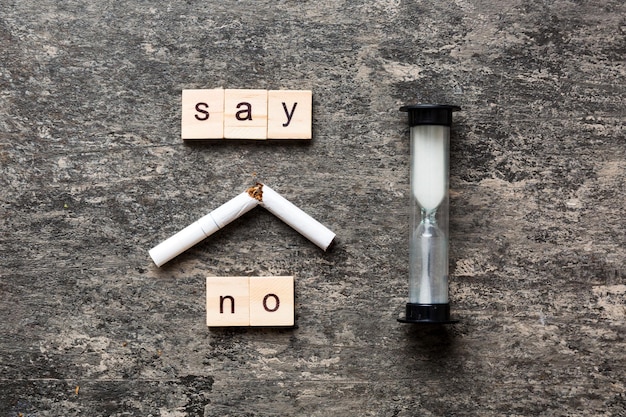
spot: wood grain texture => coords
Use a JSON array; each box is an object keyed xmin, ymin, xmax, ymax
[
  {"xmin": 206, "ymin": 276, "xmax": 250, "ymax": 327},
  {"xmin": 0, "ymin": 0, "xmax": 624, "ymax": 416},
  {"xmin": 267, "ymin": 90, "xmax": 312, "ymax": 139},
  {"xmin": 224, "ymin": 89, "xmax": 268, "ymax": 139},
  {"xmin": 249, "ymin": 276, "xmax": 294, "ymax": 326},
  {"xmin": 181, "ymin": 89, "xmax": 225, "ymax": 140}
]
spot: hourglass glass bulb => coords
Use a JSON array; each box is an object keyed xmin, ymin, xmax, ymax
[
  {"xmin": 410, "ymin": 217, "xmax": 447, "ymax": 304},
  {"xmin": 412, "ymin": 125, "xmax": 447, "ymax": 212}
]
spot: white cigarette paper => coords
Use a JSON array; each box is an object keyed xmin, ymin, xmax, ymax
[
  {"xmin": 149, "ymin": 192, "xmax": 259, "ymax": 267},
  {"xmin": 149, "ymin": 183, "xmax": 336, "ymax": 267},
  {"xmin": 259, "ymin": 184, "xmax": 336, "ymax": 251}
]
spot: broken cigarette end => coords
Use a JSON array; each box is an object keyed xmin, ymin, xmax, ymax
[
  {"xmin": 247, "ymin": 183, "xmax": 264, "ymax": 202},
  {"xmin": 259, "ymin": 184, "xmax": 336, "ymax": 251},
  {"xmin": 149, "ymin": 191, "xmax": 259, "ymax": 267}
]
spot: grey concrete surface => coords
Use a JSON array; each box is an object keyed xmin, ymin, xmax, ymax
[{"xmin": 1, "ymin": 0, "xmax": 624, "ymax": 415}]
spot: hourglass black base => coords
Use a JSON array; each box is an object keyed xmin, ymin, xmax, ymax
[{"xmin": 397, "ymin": 303, "xmax": 459, "ymax": 324}]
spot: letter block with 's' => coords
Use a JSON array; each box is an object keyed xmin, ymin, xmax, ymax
[
  {"xmin": 206, "ymin": 276, "xmax": 295, "ymax": 327},
  {"xmin": 181, "ymin": 89, "xmax": 225, "ymax": 139}
]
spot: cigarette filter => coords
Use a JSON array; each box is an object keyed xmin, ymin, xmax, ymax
[
  {"xmin": 259, "ymin": 184, "xmax": 336, "ymax": 251},
  {"xmin": 149, "ymin": 191, "xmax": 259, "ymax": 267}
]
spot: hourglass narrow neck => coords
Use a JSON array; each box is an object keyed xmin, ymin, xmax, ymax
[{"xmin": 421, "ymin": 208, "xmax": 438, "ymax": 222}]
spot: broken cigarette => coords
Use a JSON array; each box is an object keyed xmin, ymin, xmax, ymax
[
  {"xmin": 149, "ymin": 191, "xmax": 259, "ymax": 267},
  {"xmin": 258, "ymin": 184, "xmax": 335, "ymax": 251},
  {"xmin": 149, "ymin": 183, "xmax": 336, "ymax": 267}
]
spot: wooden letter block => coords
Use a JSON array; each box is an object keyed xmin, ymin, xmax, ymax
[
  {"xmin": 267, "ymin": 90, "xmax": 312, "ymax": 139},
  {"xmin": 206, "ymin": 276, "xmax": 250, "ymax": 327},
  {"xmin": 224, "ymin": 89, "xmax": 268, "ymax": 140},
  {"xmin": 249, "ymin": 276, "xmax": 294, "ymax": 326},
  {"xmin": 181, "ymin": 89, "xmax": 224, "ymax": 139}
]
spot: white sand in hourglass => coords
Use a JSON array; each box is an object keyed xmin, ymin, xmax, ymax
[{"xmin": 411, "ymin": 125, "xmax": 446, "ymax": 211}]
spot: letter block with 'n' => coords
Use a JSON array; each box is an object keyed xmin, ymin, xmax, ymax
[{"xmin": 206, "ymin": 276, "xmax": 295, "ymax": 327}]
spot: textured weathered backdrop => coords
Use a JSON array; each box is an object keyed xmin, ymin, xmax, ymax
[{"xmin": 1, "ymin": 0, "xmax": 624, "ymax": 415}]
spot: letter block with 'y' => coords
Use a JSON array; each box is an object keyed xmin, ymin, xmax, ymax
[
  {"xmin": 206, "ymin": 276, "xmax": 295, "ymax": 327},
  {"xmin": 267, "ymin": 90, "xmax": 312, "ymax": 139}
]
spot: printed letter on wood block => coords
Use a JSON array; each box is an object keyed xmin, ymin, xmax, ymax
[
  {"xmin": 206, "ymin": 276, "xmax": 250, "ymax": 326},
  {"xmin": 249, "ymin": 276, "xmax": 295, "ymax": 326},
  {"xmin": 181, "ymin": 89, "xmax": 225, "ymax": 139},
  {"xmin": 224, "ymin": 89, "xmax": 268, "ymax": 140},
  {"xmin": 267, "ymin": 90, "xmax": 312, "ymax": 139}
]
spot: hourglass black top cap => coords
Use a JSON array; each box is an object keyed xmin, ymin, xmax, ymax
[{"xmin": 399, "ymin": 104, "xmax": 461, "ymax": 127}]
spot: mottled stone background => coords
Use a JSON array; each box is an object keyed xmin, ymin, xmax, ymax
[{"xmin": 1, "ymin": 0, "xmax": 624, "ymax": 416}]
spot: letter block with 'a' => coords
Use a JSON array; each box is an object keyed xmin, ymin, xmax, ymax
[
  {"xmin": 206, "ymin": 276, "xmax": 295, "ymax": 327},
  {"xmin": 223, "ymin": 89, "xmax": 268, "ymax": 139}
]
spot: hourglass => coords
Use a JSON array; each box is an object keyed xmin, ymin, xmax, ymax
[{"xmin": 398, "ymin": 104, "xmax": 460, "ymax": 324}]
